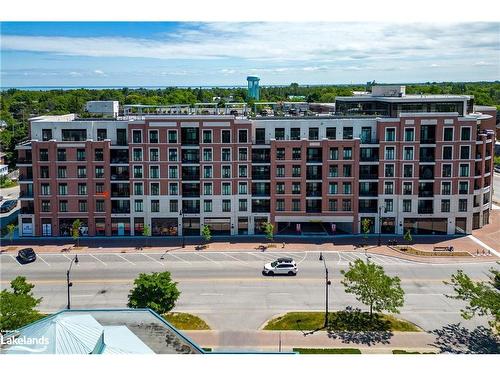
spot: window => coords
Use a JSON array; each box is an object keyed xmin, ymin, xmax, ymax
[
  {"xmin": 343, "ymin": 127, "xmax": 353, "ymax": 140},
  {"xmin": 329, "ymin": 165, "xmax": 338, "ymax": 177},
  {"xmin": 133, "ymin": 148, "xmax": 142, "ymax": 161},
  {"xmin": 222, "ymin": 166, "xmax": 231, "ymax": 178},
  {"xmin": 239, "ymin": 199, "xmax": 248, "ymax": 211},
  {"xmin": 168, "ymin": 130, "xmax": 177, "ymax": 143},
  {"xmin": 459, "ymin": 181, "xmax": 469, "ymax": 194},
  {"xmin": 403, "ymin": 199, "xmax": 412, "ymax": 212},
  {"xmin": 203, "ymin": 166, "xmax": 213, "ymax": 178},
  {"xmin": 461, "ymin": 127, "xmax": 471, "ymax": 141},
  {"xmin": 168, "ymin": 166, "xmax": 177, "ymax": 179},
  {"xmin": 342, "ymin": 199, "xmax": 352, "ymax": 211},
  {"xmin": 150, "ymin": 149, "xmax": 159, "ymax": 161},
  {"xmin": 291, "ymin": 128, "xmax": 301, "ymax": 140},
  {"xmin": 460, "ymin": 145, "xmax": 470, "ymax": 159},
  {"xmin": 222, "ymin": 148, "xmax": 231, "ymax": 161},
  {"xmin": 149, "ymin": 130, "xmax": 158, "ymax": 143},
  {"xmin": 292, "ymin": 148, "xmax": 301, "ymax": 160},
  {"xmin": 328, "ymin": 182, "xmax": 338, "ymax": 194},
  {"xmin": 459, "ymin": 199, "xmax": 468, "ymax": 212},
  {"xmin": 255, "ymin": 128, "xmax": 266, "ymax": 144},
  {"xmin": 57, "ymin": 166, "xmax": 67, "ymax": 178},
  {"xmin": 443, "ymin": 127, "xmax": 454, "ymax": 141},
  {"xmin": 329, "ymin": 147, "xmax": 339, "ymax": 160},
  {"xmin": 170, "ymin": 200, "xmax": 178, "ymax": 213},
  {"xmin": 403, "ymin": 165, "xmax": 413, "ymax": 178},
  {"xmin": 238, "ymin": 182, "xmax": 248, "ymax": 194},
  {"xmin": 203, "ymin": 148, "xmax": 212, "ymax": 161},
  {"xmin": 150, "ymin": 183, "xmax": 160, "ymax": 196},
  {"xmin": 403, "ymin": 182, "xmax": 412, "ymax": 195},
  {"xmin": 95, "ymin": 166, "xmax": 104, "ymax": 178},
  {"xmin": 442, "ymin": 182, "xmax": 451, "ymax": 195},
  {"xmin": 276, "ymin": 199, "xmax": 285, "ymax": 211},
  {"xmin": 95, "ymin": 183, "xmax": 104, "ymax": 194},
  {"xmin": 95, "ymin": 148, "xmax": 104, "ymax": 161},
  {"xmin": 59, "ymin": 200, "xmax": 68, "ymax": 212},
  {"xmin": 441, "ymin": 199, "xmax": 450, "ymax": 213},
  {"xmin": 97, "ymin": 129, "xmax": 107, "ymax": 141},
  {"xmin": 385, "ymin": 199, "xmax": 394, "ymax": 212},
  {"xmin": 203, "ymin": 130, "xmax": 212, "ymax": 143},
  {"xmin": 329, "ymin": 199, "xmax": 338, "ymax": 211},
  {"xmin": 41, "ymin": 200, "xmax": 50, "ymax": 212},
  {"xmin": 96, "ymin": 200, "xmax": 105, "ymax": 212},
  {"xmin": 403, "ymin": 147, "xmax": 413, "ymax": 160},
  {"xmin": 222, "ymin": 182, "xmax": 231, "ymax": 195},
  {"xmin": 204, "ymin": 183, "xmax": 213, "ymax": 195},
  {"xmin": 404, "ymin": 128, "xmax": 414, "ymax": 141},
  {"xmin": 385, "ymin": 147, "xmax": 395, "ymax": 160},
  {"xmin": 132, "ymin": 130, "xmax": 142, "ymax": 143},
  {"xmin": 384, "ymin": 181, "xmax": 394, "ymax": 195},
  {"xmin": 276, "ymin": 165, "xmax": 285, "ymax": 177},
  {"xmin": 58, "ymin": 183, "xmax": 67, "ymax": 195},
  {"xmin": 292, "ymin": 199, "xmax": 301, "ymax": 211},
  {"xmin": 385, "ymin": 164, "xmax": 394, "ymax": 178},
  {"xmin": 309, "ymin": 128, "xmax": 319, "ymax": 140},
  {"xmin": 78, "ymin": 183, "xmax": 87, "ymax": 195},
  {"xmin": 343, "ymin": 165, "xmax": 352, "ymax": 177},
  {"xmin": 42, "ymin": 129, "xmax": 52, "ymax": 141},
  {"xmin": 134, "ymin": 166, "xmax": 143, "ymax": 179},
  {"xmin": 62, "ymin": 129, "xmax": 86, "ymax": 141},
  {"xmin": 77, "ymin": 166, "xmax": 87, "ymax": 178},
  {"xmin": 134, "ymin": 200, "xmax": 144, "ymax": 212},
  {"xmin": 343, "ymin": 147, "xmax": 352, "ymax": 160},
  {"xmin": 326, "ymin": 127, "xmax": 336, "ymax": 140},
  {"xmin": 222, "ymin": 199, "xmax": 231, "ymax": 212},
  {"xmin": 151, "ymin": 200, "xmax": 160, "ymax": 212},
  {"xmin": 40, "ymin": 166, "xmax": 50, "ymax": 178},
  {"xmin": 239, "ymin": 165, "xmax": 248, "ymax": 178},
  {"xmin": 459, "ymin": 164, "xmax": 469, "ymax": 177},
  {"xmin": 57, "ymin": 149, "xmax": 66, "ymax": 161},
  {"xmin": 221, "ymin": 130, "xmax": 231, "ymax": 143},
  {"xmin": 77, "ymin": 149, "xmax": 86, "ymax": 161},
  {"xmin": 292, "ymin": 182, "xmax": 301, "ymax": 194},
  {"xmin": 134, "ymin": 183, "xmax": 143, "ymax": 195},
  {"xmin": 79, "ymin": 200, "xmax": 87, "ymax": 212},
  {"xmin": 238, "ymin": 148, "xmax": 248, "ymax": 161},
  {"xmin": 203, "ymin": 200, "xmax": 212, "ymax": 212},
  {"xmin": 442, "ymin": 164, "xmax": 452, "ymax": 178},
  {"xmin": 292, "ymin": 165, "xmax": 301, "ymax": 177},
  {"xmin": 443, "ymin": 146, "xmax": 453, "ymax": 160},
  {"xmin": 385, "ymin": 128, "xmax": 396, "ymax": 141},
  {"xmin": 276, "ymin": 148, "xmax": 285, "ymax": 160},
  {"xmin": 276, "ymin": 182, "xmax": 285, "ymax": 194},
  {"xmin": 169, "ymin": 183, "xmax": 178, "ymax": 195},
  {"xmin": 275, "ymin": 128, "xmax": 285, "ymax": 140},
  {"xmin": 150, "ymin": 166, "xmax": 159, "ymax": 179},
  {"xmin": 39, "ymin": 148, "xmax": 49, "ymax": 161}
]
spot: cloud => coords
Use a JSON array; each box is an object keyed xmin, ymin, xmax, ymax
[
  {"xmin": 93, "ymin": 69, "xmax": 106, "ymax": 76},
  {"xmin": 429, "ymin": 63, "xmax": 441, "ymax": 68},
  {"xmin": 473, "ymin": 61, "xmax": 493, "ymax": 66}
]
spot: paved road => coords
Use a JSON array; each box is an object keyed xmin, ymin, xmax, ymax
[
  {"xmin": 1, "ymin": 250, "xmax": 497, "ymax": 332},
  {"xmin": 493, "ymin": 172, "xmax": 500, "ymax": 203}
]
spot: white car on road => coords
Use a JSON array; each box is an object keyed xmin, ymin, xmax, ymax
[{"xmin": 262, "ymin": 257, "xmax": 298, "ymax": 276}]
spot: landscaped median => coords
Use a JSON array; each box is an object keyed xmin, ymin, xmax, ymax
[
  {"xmin": 263, "ymin": 311, "xmax": 421, "ymax": 332},
  {"xmin": 163, "ymin": 312, "xmax": 211, "ymax": 330},
  {"xmin": 392, "ymin": 245, "xmax": 472, "ymax": 257}
]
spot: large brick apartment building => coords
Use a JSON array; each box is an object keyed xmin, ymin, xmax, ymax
[{"xmin": 16, "ymin": 86, "xmax": 497, "ymax": 238}]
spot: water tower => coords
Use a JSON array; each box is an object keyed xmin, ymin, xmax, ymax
[{"xmin": 247, "ymin": 76, "xmax": 260, "ymax": 100}]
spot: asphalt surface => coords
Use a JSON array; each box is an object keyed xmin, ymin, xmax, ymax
[
  {"xmin": 493, "ymin": 171, "xmax": 500, "ymax": 203},
  {"xmin": 1, "ymin": 250, "xmax": 497, "ymax": 332}
]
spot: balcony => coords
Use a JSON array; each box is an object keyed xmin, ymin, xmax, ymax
[
  {"xmin": 182, "ymin": 173, "xmax": 200, "ymax": 181},
  {"xmin": 111, "ymin": 207, "xmax": 130, "ymax": 214},
  {"xmin": 19, "ymin": 191, "xmax": 34, "ymax": 198},
  {"xmin": 360, "ymin": 138, "xmax": 379, "ymax": 144},
  {"xmin": 17, "ymin": 158, "xmax": 32, "ymax": 164},
  {"xmin": 111, "ymin": 173, "xmax": 129, "ymax": 181},
  {"xmin": 252, "ymin": 149, "xmax": 271, "ymax": 163},
  {"xmin": 182, "ymin": 201, "xmax": 200, "ymax": 214},
  {"xmin": 359, "ymin": 173, "xmax": 378, "ymax": 180},
  {"xmin": 418, "ymin": 191, "xmax": 434, "ymax": 198},
  {"xmin": 18, "ymin": 175, "xmax": 33, "ymax": 182},
  {"xmin": 20, "ymin": 207, "xmax": 35, "ymax": 214}
]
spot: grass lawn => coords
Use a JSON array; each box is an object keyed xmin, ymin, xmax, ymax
[
  {"xmin": 263, "ymin": 311, "xmax": 421, "ymax": 332},
  {"xmin": 0, "ymin": 179, "xmax": 17, "ymax": 189},
  {"xmin": 294, "ymin": 348, "xmax": 361, "ymax": 354},
  {"xmin": 163, "ymin": 312, "xmax": 211, "ymax": 330}
]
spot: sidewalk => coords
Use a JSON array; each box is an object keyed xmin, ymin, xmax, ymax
[{"xmin": 182, "ymin": 330, "xmax": 439, "ymax": 353}]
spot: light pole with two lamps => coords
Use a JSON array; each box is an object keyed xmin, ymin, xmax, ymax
[
  {"xmin": 66, "ymin": 255, "xmax": 79, "ymax": 309},
  {"xmin": 377, "ymin": 204, "xmax": 389, "ymax": 247}
]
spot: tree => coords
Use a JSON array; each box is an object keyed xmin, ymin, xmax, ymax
[
  {"xmin": 445, "ymin": 267, "xmax": 500, "ymax": 332},
  {"xmin": 7, "ymin": 223, "xmax": 16, "ymax": 244},
  {"xmin": 201, "ymin": 225, "xmax": 212, "ymax": 246},
  {"xmin": 361, "ymin": 218, "xmax": 371, "ymax": 243},
  {"xmin": 403, "ymin": 230, "xmax": 412, "ymax": 246},
  {"xmin": 127, "ymin": 272, "xmax": 180, "ymax": 314},
  {"xmin": 143, "ymin": 224, "xmax": 151, "ymax": 248},
  {"xmin": 341, "ymin": 259, "xmax": 405, "ymax": 317},
  {"xmin": 72, "ymin": 219, "xmax": 81, "ymax": 248},
  {"xmin": 263, "ymin": 222, "xmax": 274, "ymax": 242},
  {"xmin": 0, "ymin": 276, "xmax": 43, "ymax": 332}
]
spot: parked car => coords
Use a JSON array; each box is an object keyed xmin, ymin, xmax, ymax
[
  {"xmin": 494, "ymin": 165, "xmax": 500, "ymax": 174},
  {"xmin": 262, "ymin": 257, "xmax": 297, "ymax": 276},
  {"xmin": 17, "ymin": 248, "xmax": 37, "ymax": 263},
  {"xmin": 0, "ymin": 199, "xmax": 17, "ymax": 213}
]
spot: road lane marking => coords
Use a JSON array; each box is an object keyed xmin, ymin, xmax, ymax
[
  {"xmin": 341, "ymin": 253, "xmax": 358, "ymax": 262},
  {"xmin": 221, "ymin": 253, "xmax": 251, "ymax": 267},
  {"xmin": 195, "ymin": 253, "xmax": 220, "ymax": 265},
  {"xmin": 9, "ymin": 255, "xmax": 20, "ymax": 266},
  {"xmin": 167, "ymin": 253, "xmax": 191, "ymax": 264},
  {"xmin": 200, "ymin": 293, "xmax": 223, "ymax": 296},
  {"xmin": 89, "ymin": 254, "xmax": 107, "ymax": 266},
  {"xmin": 114, "ymin": 254, "xmax": 135, "ymax": 265},
  {"xmin": 73, "ymin": 294, "xmax": 95, "ymax": 298},
  {"xmin": 62, "ymin": 254, "xmax": 72, "ymax": 261},
  {"xmin": 141, "ymin": 253, "xmax": 164, "ymax": 266},
  {"xmin": 296, "ymin": 252, "xmax": 308, "ymax": 265},
  {"xmin": 37, "ymin": 255, "xmax": 51, "ymax": 267},
  {"xmin": 371, "ymin": 255, "xmax": 390, "ymax": 264},
  {"xmin": 337, "ymin": 253, "xmax": 343, "ymax": 265}
]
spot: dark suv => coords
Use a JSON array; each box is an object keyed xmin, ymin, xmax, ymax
[{"xmin": 17, "ymin": 248, "xmax": 37, "ymax": 263}]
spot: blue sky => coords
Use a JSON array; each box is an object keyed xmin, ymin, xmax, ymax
[{"xmin": 1, "ymin": 22, "xmax": 499, "ymax": 87}]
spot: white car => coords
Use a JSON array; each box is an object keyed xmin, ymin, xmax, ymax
[{"xmin": 262, "ymin": 257, "xmax": 298, "ymax": 276}]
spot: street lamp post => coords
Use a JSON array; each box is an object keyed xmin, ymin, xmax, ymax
[
  {"xmin": 318, "ymin": 252, "xmax": 331, "ymax": 329},
  {"xmin": 377, "ymin": 205, "xmax": 388, "ymax": 247},
  {"xmin": 179, "ymin": 209, "xmax": 185, "ymax": 248},
  {"xmin": 66, "ymin": 255, "xmax": 79, "ymax": 309}
]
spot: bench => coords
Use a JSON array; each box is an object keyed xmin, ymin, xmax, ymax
[{"xmin": 433, "ymin": 246, "xmax": 453, "ymax": 252}]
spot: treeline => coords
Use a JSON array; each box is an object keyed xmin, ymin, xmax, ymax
[{"xmin": 1, "ymin": 81, "xmax": 499, "ymax": 167}]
